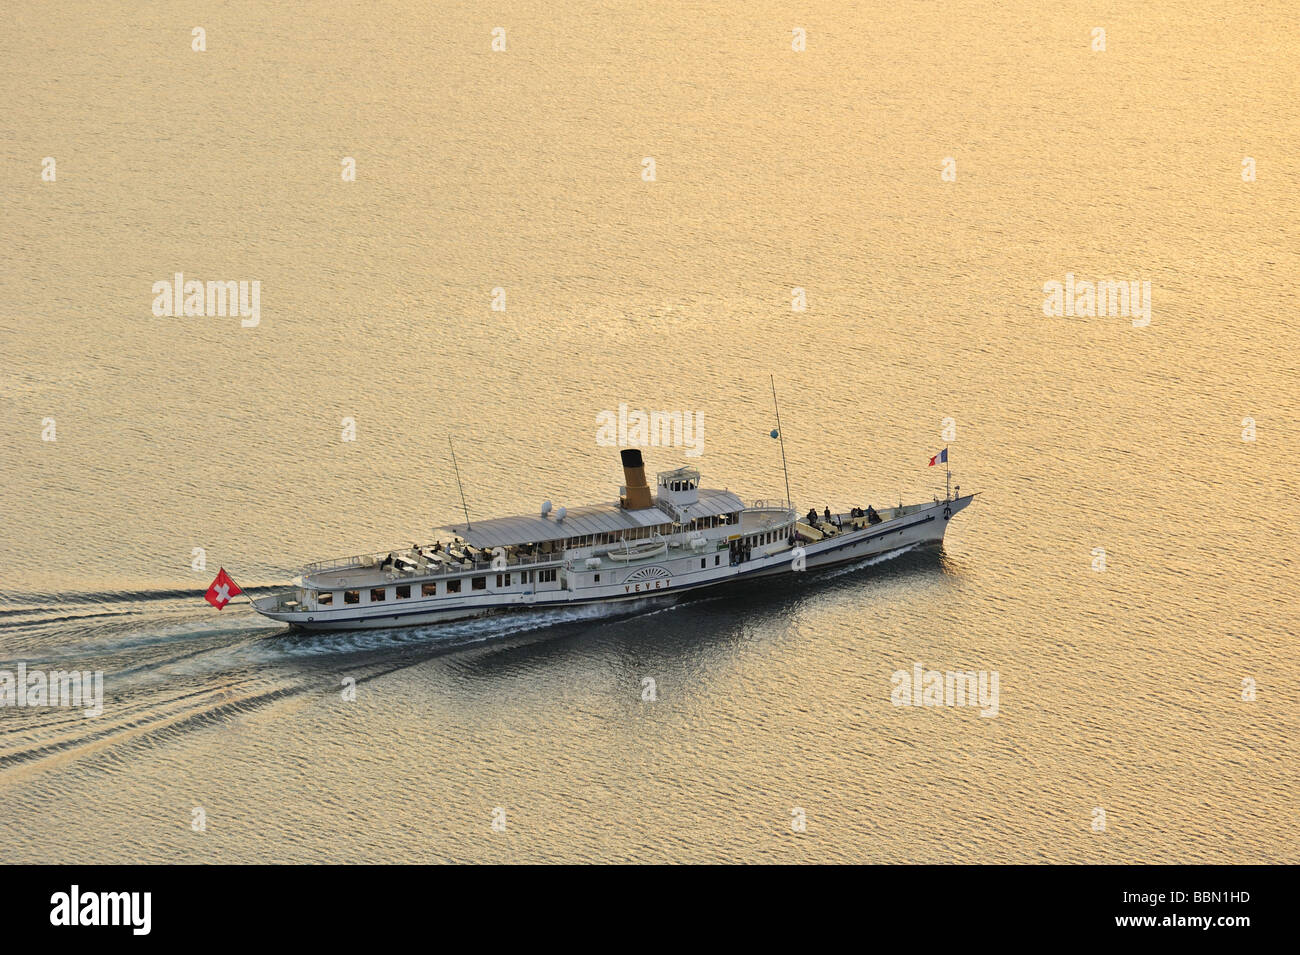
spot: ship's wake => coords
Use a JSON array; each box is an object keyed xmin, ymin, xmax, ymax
[{"xmin": 0, "ymin": 544, "xmax": 926, "ymax": 780}]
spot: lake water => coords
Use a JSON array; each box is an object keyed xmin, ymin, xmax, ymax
[{"xmin": 1, "ymin": 1, "xmax": 1296, "ymax": 863}]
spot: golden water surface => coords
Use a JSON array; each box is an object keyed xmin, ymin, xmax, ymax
[{"xmin": 1, "ymin": 2, "xmax": 1297, "ymax": 862}]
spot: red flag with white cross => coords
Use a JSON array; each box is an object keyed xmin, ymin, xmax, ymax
[{"xmin": 205, "ymin": 568, "xmax": 243, "ymax": 610}]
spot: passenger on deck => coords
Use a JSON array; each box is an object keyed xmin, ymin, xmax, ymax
[
  {"xmin": 806, "ymin": 507, "xmax": 819, "ymax": 526},
  {"xmin": 823, "ymin": 507, "xmax": 832, "ymax": 523},
  {"xmin": 867, "ymin": 505, "xmax": 882, "ymax": 525}
]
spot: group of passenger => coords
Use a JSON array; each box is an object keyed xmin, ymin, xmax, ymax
[
  {"xmin": 805, "ymin": 504, "xmax": 884, "ymax": 529},
  {"xmin": 849, "ymin": 505, "xmax": 883, "ymax": 525}
]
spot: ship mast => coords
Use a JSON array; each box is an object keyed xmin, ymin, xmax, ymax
[
  {"xmin": 449, "ymin": 435, "xmax": 471, "ymax": 530},
  {"xmin": 770, "ymin": 375, "xmax": 793, "ymax": 508}
]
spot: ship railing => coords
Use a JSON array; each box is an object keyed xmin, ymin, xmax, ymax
[
  {"xmin": 302, "ymin": 548, "xmax": 566, "ymax": 581},
  {"xmin": 264, "ymin": 591, "xmax": 305, "ymax": 612},
  {"xmin": 301, "ymin": 553, "xmax": 380, "ymax": 574},
  {"xmin": 464, "ymin": 551, "xmax": 566, "ymax": 571},
  {"xmin": 741, "ymin": 501, "xmax": 797, "ymax": 534}
]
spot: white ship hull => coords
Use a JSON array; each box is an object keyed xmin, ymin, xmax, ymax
[{"xmin": 252, "ymin": 494, "xmax": 973, "ymax": 632}]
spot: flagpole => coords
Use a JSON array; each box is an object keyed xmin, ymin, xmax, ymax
[
  {"xmin": 946, "ymin": 445, "xmax": 951, "ymax": 501},
  {"xmin": 770, "ymin": 375, "xmax": 792, "ymax": 508}
]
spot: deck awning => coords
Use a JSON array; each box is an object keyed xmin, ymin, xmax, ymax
[{"xmin": 440, "ymin": 488, "xmax": 745, "ymax": 548}]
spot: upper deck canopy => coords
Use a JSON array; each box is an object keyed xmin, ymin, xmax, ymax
[{"xmin": 441, "ymin": 488, "xmax": 745, "ymax": 549}]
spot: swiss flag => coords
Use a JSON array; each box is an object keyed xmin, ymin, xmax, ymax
[{"xmin": 205, "ymin": 568, "xmax": 243, "ymax": 610}]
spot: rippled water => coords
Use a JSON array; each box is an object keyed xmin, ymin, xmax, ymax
[{"xmin": 2, "ymin": 1, "xmax": 1297, "ymax": 862}]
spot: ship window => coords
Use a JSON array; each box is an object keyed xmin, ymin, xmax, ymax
[
  {"xmin": 472, "ymin": 577, "xmax": 486, "ymax": 590},
  {"xmin": 421, "ymin": 582, "xmax": 437, "ymax": 597},
  {"xmin": 396, "ymin": 584, "xmax": 411, "ymax": 599},
  {"xmin": 522, "ymin": 570, "xmax": 532, "ymax": 583},
  {"xmin": 700, "ymin": 558, "xmax": 706, "ymax": 569},
  {"xmin": 318, "ymin": 591, "xmax": 333, "ymax": 606},
  {"xmin": 370, "ymin": 587, "xmax": 386, "ymax": 602},
  {"xmin": 447, "ymin": 579, "xmax": 462, "ymax": 593},
  {"xmin": 594, "ymin": 574, "xmax": 600, "ymax": 583},
  {"xmin": 715, "ymin": 555, "xmax": 720, "ymax": 565},
  {"xmin": 539, "ymin": 568, "xmax": 557, "ymax": 583},
  {"xmin": 344, "ymin": 590, "xmax": 360, "ymax": 605},
  {"xmin": 496, "ymin": 573, "xmax": 511, "ymax": 587}
]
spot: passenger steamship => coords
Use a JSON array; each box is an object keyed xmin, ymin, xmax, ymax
[{"xmin": 251, "ymin": 450, "xmax": 974, "ymax": 630}]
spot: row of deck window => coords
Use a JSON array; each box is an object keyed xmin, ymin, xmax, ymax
[
  {"xmin": 687, "ymin": 513, "xmax": 735, "ymax": 532},
  {"xmin": 315, "ymin": 568, "xmax": 559, "ymax": 606},
  {"xmin": 542, "ymin": 513, "xmax": 737, "ymax": 552}
]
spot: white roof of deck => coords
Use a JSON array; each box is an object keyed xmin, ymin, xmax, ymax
[{"xmin": 440, "ymin": 488, "xmax": 745, "ymax": 548}]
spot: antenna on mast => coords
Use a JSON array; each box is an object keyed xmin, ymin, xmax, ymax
[
  {"xmin": 770, "ymin": 375, "xmax": 793, "ymax": 507},
  {"xmin": 449, "ymin": 435, "xmax": 471, "ymax": 530}
]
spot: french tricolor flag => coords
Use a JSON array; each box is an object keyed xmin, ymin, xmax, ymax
[{"xmin": 928, "ymin": 448, "xmax": 948, "ymax": 467}]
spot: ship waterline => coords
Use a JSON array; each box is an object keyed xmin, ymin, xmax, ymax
[{"xmin": 252, "ymin": 449, "xmax": 973, "ymax": 631}]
